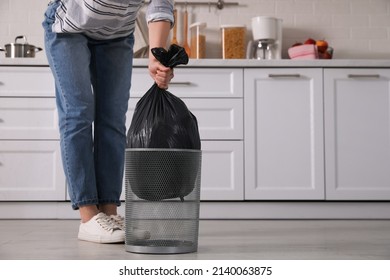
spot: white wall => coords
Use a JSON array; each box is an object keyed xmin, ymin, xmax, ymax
[{"xmin": 1, "ymin": 0, "xmax": 389, "ymax": 59}]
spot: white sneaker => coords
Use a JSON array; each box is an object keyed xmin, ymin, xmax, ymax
[
  {"xmin": 78, "ymin": 212, "xmax": 125, "ymax": 243},
  {"xmin": 110, "ymin": 214, "xmax": 151, "ymax": 240},
  {"xmin": 109, "ymin": 214, "xmax": 125, "ymax": 230}
]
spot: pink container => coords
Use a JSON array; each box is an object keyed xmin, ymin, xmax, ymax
[{"xmin": 288, "ymin": 44, "xmax": 318, "ymax": 60}]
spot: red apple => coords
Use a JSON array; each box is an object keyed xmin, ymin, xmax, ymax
[{"xmin": 304, "ymin": 38, "xmax": 316, "ymax": 45}]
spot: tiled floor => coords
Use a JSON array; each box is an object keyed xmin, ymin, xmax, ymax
[{"xmin": 0, "ymin": 219, "xmax": 390, "ymax": 260}]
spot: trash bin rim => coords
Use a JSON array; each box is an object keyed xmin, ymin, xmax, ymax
[{"xmin": 125, "ymin": 148, "xmax": 201, "ymax": 153}]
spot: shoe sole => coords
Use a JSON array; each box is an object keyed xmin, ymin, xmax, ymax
[{"xmin": 78, "ymin": 232, "xmax": 125, "ymax": 244}]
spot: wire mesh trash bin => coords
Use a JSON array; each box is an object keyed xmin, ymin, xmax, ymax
[{"xmin": 125, "ymin": 148, "xmax": 202, "ymax": 254}]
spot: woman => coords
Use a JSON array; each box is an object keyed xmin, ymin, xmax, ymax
[{"xmin": 42, "ymin": 0, "xmax": 174, "ymax": 243}]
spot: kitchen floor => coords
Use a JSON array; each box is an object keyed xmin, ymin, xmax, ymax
[{"xmin": 0, "ymin": 219, "xmax": 389, "ymax": 260}]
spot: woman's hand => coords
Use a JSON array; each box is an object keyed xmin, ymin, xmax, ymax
[
  {"xmin": 148, "ymin": 58, "xmax": 174, "ymax": 89},
  {"xmin": 147, "ymin": 20, "xmax": 173, "ymax": 89}
]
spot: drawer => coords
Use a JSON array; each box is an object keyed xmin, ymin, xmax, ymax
[
  {"xmin": 0, "ymin": 98, "xmax": 59, "ymax": 140},
  {"xmin": 126, "ymin": 98, "xmax": 243, "ymax": 140},
  {"xmin": 131, "ymin": 67, "xmax": 243, "ymax": 98},
  {"xmin": 0, "ymin": 67, "xmax": 55, "ymax": 97},
  {"xmin": 0, "ymin": 140, "xmax": 66, "ymax": 201}
]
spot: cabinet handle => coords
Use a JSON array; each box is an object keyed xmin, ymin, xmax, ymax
[
  {"xmin": 347, "ymin": 74, "xmax": 380, "ymax": 79},
  {"xmin": 268, "ymin": 74, "xmax": 301, "ymax": 78},
  {"xmin": 169, "ymin": 82, "xmax": 192, "ymax": 86}
]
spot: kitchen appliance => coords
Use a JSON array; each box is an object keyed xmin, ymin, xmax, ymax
[
  {"xmin": 246, "ymin": 16, "xmax": 282, "ymax": 60},
  {"xmin": 0, "ymin": 35, "xmax": 42, "ymax": 58}
]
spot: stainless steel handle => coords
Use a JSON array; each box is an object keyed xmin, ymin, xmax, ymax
[
  {"xmin": 15, "ymin": 35, "xmax": 27, "ymax": 44},
  {"xmin": 348, "ymin": 74, "xmax": 380, "ymax": 79},
  {"xmin": 170, "ymin": 82, "xmax": 192, "ymax": 86},
  {"xmin": 268, "ymin": 74, "xmax": 301, "ymax": 78}
]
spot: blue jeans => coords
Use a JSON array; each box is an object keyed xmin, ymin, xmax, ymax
[{"xmin": 43, "ymin": 1, "xmax": 134, "ymax": 210}]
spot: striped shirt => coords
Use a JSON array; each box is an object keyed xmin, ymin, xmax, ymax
[{"xmin": 51, "ymin": 0, "xmax": 174, "ymax": 40}]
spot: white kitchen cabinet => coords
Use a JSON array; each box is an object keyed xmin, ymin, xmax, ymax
[
  {"xmin": 244, "ymin": 68, "xmax": 325, "ymax": 200},
  {"xmin": 0, "ymin": 141, "xmax": 65, "ymax": 200},
  {"xmin": 324, "ymin": 68, "xmax": 390, "ymax": 200},
  {"xmin": 4, "ymin": 62, "xmax": 390, "ymax": 218},
  {"xmin": 0, "ymin": 66, "xmax": 66, "ymax": 201}
]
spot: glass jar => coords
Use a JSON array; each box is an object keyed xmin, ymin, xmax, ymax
[
  {"xmin": 221, "ymin": 25, "xmax": 246, "ymax": 59},
  {"xmin": 190, "ymin": 22, "xmax": 207, "ymax": 59}
]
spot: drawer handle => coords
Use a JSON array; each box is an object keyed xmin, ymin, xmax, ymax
[
  {"xmin": 169, "ymin": 82, "xmax": 192, "ymax": 86},
  {"xmin": 268, "ymin": 74, "xmax": 301, "ymax": 78},
  {"xmin": 348, "ymin": 74, "xmax": 380, "ymax": 79}
]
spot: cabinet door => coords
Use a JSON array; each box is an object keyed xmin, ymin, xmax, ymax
[
  {"xmin": 0, "ymin": 141, "xmax": 66, "ymax": 200},
  {"xmin": 244, "ymin": 69, "xmax": 324, "ymax": 200},
  {"xmin": 200, "ymin": 141, "xmax": 244, "ymax": 200},
  {"xmin": 324, "ymin": 69, "xmax": 390, "ymax": 200}
]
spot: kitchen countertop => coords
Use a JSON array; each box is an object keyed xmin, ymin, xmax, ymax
[{"xmin": 1, "ymin": 57, "xmax": 390, "ymax": 68}]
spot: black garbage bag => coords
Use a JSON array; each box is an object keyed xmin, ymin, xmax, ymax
[
  {"xmin": 126, "ymin": 44, "xmax": 201, "ymax": 201},
  {"xmin": 127, "ymin": 44, "xmax": 201, "ymax": 150}
]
